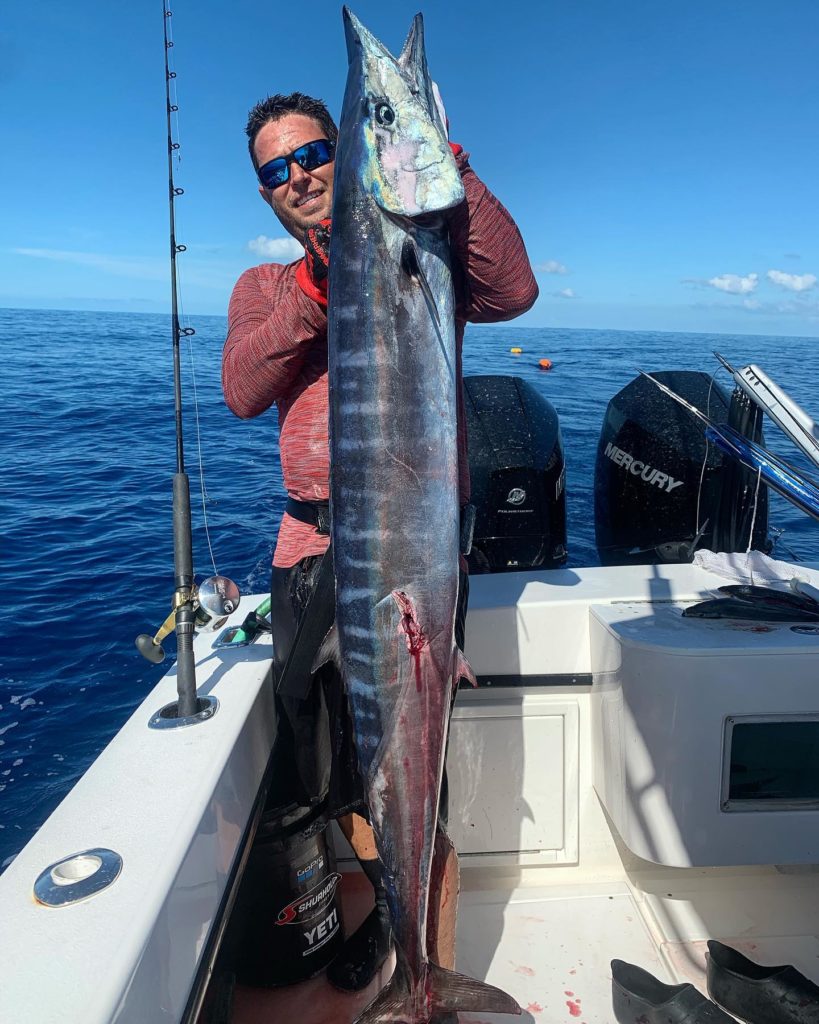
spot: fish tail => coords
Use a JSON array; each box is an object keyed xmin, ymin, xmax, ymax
[
  {"xmin": 426, "ymin": 962, "xmax": 522, "ymax": 1017},
  {"xmin": 352, "ymin": 958, "xmax": 521, "ymax": 1022},
  {"xmin": 351, "ymin": 955, "xmax": 411, "ymax": 1023}
]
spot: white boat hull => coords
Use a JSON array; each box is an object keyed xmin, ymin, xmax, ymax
[{"xmin": 2, "ymin": 560, "xmax": 818, "ymax": 1022}]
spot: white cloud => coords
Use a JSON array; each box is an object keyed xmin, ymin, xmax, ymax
[
  {"xmin": 700, "ymin": 296, "xmax": 819, "ymax": 320},
  {"xmin": 554, "ymin": 288, "xmax": 575, "ymax": 299},
  {"xmin": 248, "ymin": 235, "xmax": 303, "ymax": 261},
  {"xmin": 767, "ymin": 269, "xmax": 817, "ymax": 292},
  {"xmin": 534, "ymin": 260, "xmax": 568, "ymax": 275},
  {"xmin": 707, "ymin": 272, "xmax": 758, "ymax": 295}
]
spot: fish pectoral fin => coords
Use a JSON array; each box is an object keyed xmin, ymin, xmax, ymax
[
  {"xmin": 427, "ymin": 962, "xmax": 522, "ymax": 1016},
  {"xmin": 400, "ymin": 237, "xmax": 441, "ymax": 329},
  {"xmin": 455, "ymin": 648, "xmax": 477, "ymax": 689},
  {"xmin": 311, "ymin": 623, "xmax": 340, "ymax": 674}
]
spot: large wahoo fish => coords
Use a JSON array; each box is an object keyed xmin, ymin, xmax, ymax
[{"xmin": 322, "ymin": 8, "xmax": 521, "ymax": 1024}]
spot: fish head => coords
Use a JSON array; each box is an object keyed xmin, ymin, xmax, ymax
[{"xmin": 339, "ymin": 8, "xmax": 464, "ymax": 219}]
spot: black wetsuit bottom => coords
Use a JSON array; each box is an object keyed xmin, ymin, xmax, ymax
[{"xmin": 268, "ymin": 557, "xmax": 469, "ymax": 825}]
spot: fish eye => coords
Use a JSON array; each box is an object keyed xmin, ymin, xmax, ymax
[{"xmin": 374, "ymin": 102, "xmax": 395, "ymax": 127}]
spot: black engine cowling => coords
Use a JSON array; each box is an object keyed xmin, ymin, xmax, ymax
[
  {"xmin": 594, "ymin": 370, "xmax": 769, "ymax": 565},
  {"xmin": 464, "ymin": 375, "xmax": 567, "ymax": 573}
]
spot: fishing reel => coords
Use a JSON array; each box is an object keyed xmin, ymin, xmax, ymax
[{"xmin": 135, "ymin": 574, "xmax": 241, "ymax": 664}]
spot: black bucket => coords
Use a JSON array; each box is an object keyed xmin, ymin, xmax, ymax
[{"xmin": 234, "ymin": 803, "xmax": 344, "ymax": 987}]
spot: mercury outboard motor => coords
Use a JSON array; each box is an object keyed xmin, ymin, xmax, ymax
[
  {"xmin": 594, "ymin": 370, "xmax": 769, "ymax": 565},
  {"xmin": 464, "ymin": 375, "xmax": 567, "ymax": 573}
]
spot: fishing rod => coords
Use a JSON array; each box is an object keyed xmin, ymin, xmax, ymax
[
  {"xmin": 714, "ymin": 351, "xmax": 819, "ymax": 472},
  {"xmin": 640, "ymin": 370, "xmax": 819, "ymax": 523},
  {"xmin": 135, "ymin": 1, "xmax": 240, "ymax": 720}
]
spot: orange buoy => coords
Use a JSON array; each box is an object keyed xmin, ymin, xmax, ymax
[
  {"xmin": 510, "ymin": 347, "xmax": 522, "ymax": 354},
  {"xmin": 538, "ymin": 358, "xmax": 553, "ymax": 370}
]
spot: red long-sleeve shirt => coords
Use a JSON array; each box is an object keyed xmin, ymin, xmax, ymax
[{"xmin": 223, "ymin": 152, "xmax": 538, "ymax": 567}]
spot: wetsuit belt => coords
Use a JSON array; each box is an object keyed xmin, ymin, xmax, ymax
[
  {"xmin": 285, "ymin": 498, "xmax": 474, "ymax": 552},
  {"xmin": 286, "ymin": 497, "xmax": 331, "ymax": 535}
]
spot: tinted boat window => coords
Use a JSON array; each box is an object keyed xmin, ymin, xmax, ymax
[{"xmin": 726, "ymin": 719, "xmax": 819, "ymax": 807}]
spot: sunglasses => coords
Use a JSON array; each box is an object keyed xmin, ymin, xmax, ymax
[{"xmin": 257, "ymin": 138, "xmax": 336, "ymax": 191}]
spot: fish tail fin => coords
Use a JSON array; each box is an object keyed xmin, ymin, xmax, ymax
[
  {"xmin": 427, "ymin": 961, "xmax": 522, "ymax": 1017},
  {"xmin": 351, "ymin": 956, "xmax": 411, "ymax": 1023},
  {"xmin": 352, "ymin": 959, "xmax": 521, "ymax": 1022}
]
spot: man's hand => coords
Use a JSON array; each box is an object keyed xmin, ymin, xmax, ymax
[
  {"xmin": 295, "ymin": 218, "xmax": 331, "ymax": 308},
  {"xmin": 304, "ymin": 219, "xmax": 331, "ymax": 284}
]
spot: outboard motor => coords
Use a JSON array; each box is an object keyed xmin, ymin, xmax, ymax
[
  {"xmin": 594, "ymin": 370, "xmax": 769, "ymax": 565},
  {"xmin": 464, "ymin": 375, "xmax": 567, "ymax": 573}
]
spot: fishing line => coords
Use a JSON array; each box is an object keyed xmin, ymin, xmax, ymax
[
  {"xmin": 746, "ymin": 466, "xmax": 762, "ymax": 556},
  {"xmin": 694, "ymin": 367, "xmax": 719, "ymax": 542},
  {"xmin": 186, "ymin": 337, "xmax": 219, "ymax": 577}
]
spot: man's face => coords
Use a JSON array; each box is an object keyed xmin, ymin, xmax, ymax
[{"xmin": 255, "ymin": 114, "xmax": 334, "ymax": 240}]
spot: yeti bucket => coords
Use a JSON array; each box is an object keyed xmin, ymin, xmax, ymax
[{"xmin": 235, "ymin": 804, "xmax": 344, "ymax": 987}]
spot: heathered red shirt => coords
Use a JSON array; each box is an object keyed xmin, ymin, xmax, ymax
[{"xmin": 223, "ymin": 151, "xmax": 538, "ymax": 567}]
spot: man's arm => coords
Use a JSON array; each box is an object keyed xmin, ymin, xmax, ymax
[
  {"xmin": 222, "ymin": 264, "xmax": 327, "ymax": 419},
  {"xmin": 449, "ymin": 151, "xmax": 539, "ymax": 323}
]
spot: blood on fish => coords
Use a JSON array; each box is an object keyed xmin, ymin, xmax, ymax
[
  {"xmin": 566, "ymin": 999, "xmax": 582, "ymax": 1017},
  {"xmin": 394, "ymin": 590, "xmax": 428, "ymax": 654},
  {"xmin": 394, "ymin": 589, "xmax": 429, "ymax": 691},
  {"xmin": 512, "ymin": 964, "xmax": 535, "ymax": 976},
  {"xmin": 564, "ymin": 990, "xmax": 574, "ymax": 996},
  {"xmin": 526, "ymin": 1003, "xmax": 544, "ymax": 1013}
]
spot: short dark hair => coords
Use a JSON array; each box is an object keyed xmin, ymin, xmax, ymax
[{"xmin": 246, "ymin": 92, "xmax": 338, "ymax": 172}]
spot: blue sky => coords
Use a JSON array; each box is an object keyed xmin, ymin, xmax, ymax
[{"xmin": 2, "ymin": 0, "xmax": 818, "ymax": 335}]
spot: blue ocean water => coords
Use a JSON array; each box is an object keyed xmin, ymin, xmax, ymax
[{"xmin": 1, "ymin": 307, "xmax": 817, "ymax": 869}]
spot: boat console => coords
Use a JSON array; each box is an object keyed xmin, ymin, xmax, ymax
[{"xmin": 591, "ymin": 599, "xmax": 819, "ymax": 867}]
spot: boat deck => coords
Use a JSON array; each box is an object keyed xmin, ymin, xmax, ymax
[
  {"xmin": 4, "ymin": 563, "xmax": 819, "ymax": 1024},
  {"xmin": 225, "ymin": 860, "xmax": 819, "ymax": 1023}
]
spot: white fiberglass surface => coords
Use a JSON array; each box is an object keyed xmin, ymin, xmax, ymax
[
  {"xmin": 456, "ymin": 884, "xmax": 664, "ymax": 1024},
  {"xmin": 0, "ymin": 609, "xmax": 274, "ymax": 1024}
]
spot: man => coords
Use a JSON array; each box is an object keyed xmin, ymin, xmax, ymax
[{"xmin": 222, "ymin": 91, "xmax": 537, "ymax": 992}]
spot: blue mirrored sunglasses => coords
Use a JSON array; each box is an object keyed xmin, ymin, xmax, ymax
[{"xmin": 257, "ymin": 138, "xmax": 336, "ymax": 191}]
